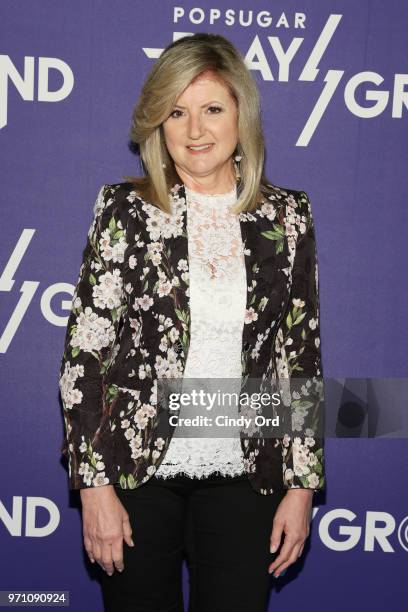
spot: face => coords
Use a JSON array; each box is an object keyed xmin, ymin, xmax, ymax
[{"xmin": 162, "ymin": 72, "xmax": 239, "ymax": 190}]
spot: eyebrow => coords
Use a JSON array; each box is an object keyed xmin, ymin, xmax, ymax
[{"xmin": 172, "ymin": 100, "xmax": 225, "ymax": 109}]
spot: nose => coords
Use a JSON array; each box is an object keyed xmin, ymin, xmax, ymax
[{"xmin": 187, "ymin": 112, "xmax": 204, "ymax": 140}]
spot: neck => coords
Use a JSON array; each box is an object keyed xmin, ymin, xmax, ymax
[{"xmin": 174, "ymin": 162, "xmax": 237, "ymax": 195}]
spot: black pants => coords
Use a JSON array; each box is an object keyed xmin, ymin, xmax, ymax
[{"xmin": 100, "ymin": 472, "xmax": 285, "ymax": 612}]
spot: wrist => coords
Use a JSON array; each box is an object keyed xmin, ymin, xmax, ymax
[
  {"xmin": 285, "ymin": 488, "xmax": 314, "ymax": 496},
  {"xmin": 80, "ymin": 484, "xmax": 114, "ymax": 497}
]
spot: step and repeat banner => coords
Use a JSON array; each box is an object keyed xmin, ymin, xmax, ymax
[{"xmin": 1, "ymin": 1, "xmax": 407, "ymax": 610}]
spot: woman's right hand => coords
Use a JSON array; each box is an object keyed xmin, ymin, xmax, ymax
[{"xmin": 80, "ymin": 485, "xmax": 134, "ymax": 575}]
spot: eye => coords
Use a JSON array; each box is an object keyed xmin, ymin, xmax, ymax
[
  {"xmin": 168, "ymin": 106, "xmax": 223, "ymax": 119},
  {"xmin": 207, "ymin": 105, "xmax": 222, "ymax": 114},
  {"xmin": 169, "ymin": 109, "xmax": 183, "ymax": 119}
]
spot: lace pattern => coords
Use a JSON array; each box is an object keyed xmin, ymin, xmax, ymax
[{"xmin": 155, "ymin": 185, "xmax": 247, "ymax": 479}]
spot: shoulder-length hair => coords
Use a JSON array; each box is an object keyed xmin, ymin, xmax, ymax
[{"xmin": 124, "ymin": 32, "xmax": 275, "ymax": 215}]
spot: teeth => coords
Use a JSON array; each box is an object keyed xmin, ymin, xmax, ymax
[{"xmin": 188, "ymin": 144, "xmax": 212, "ymax": 150}]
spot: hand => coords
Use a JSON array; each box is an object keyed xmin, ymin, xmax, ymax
[
  {"xmin": 80, "ymin": 485, "xmax": 134, "ymax": 575},
  {"xmin": 268, "ymin": 489, "xmax": 314, "ymax": 578}
]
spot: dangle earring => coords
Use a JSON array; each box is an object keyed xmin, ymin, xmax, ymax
[{"xmin": 233, "ymin": 150, "xmax": 243, "ymax": 181}]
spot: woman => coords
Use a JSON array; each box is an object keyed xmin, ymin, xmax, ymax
[{"xmin": 58, "ymin": 32, "xmax": 325, "ymax": 612}]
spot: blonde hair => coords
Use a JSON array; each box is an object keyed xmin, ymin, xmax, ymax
[{"xmin": 124, "ymin": 32, "xmax": 274, "ymax": 214}]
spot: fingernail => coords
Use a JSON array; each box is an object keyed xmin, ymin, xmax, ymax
[
  {"xmin": 130, "ymin": 539, "xmax": 135, "ymax": 547},
  {"xmin": 270, "ymin": 544, "xmax": 277, "ymax": 553},
  {"xmin": 271, "ymin": 569, "xmax": 286, "ymax": 578}
]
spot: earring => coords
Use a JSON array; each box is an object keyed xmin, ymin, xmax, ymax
[
  {"xmin": 233, "ymin": 159, "xmax": 241, "ymax": 181},
  {"xmin": 234, "ymin": 155, "xmax": 242, "ymax": 162},
  {"xmin": 162, "ymin": 162, "xmax": 167, "ymax": 168}
]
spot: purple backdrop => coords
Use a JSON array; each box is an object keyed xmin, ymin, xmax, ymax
[{"xmin": 1, "ymin": 1, "xmax": 407, "ymax": 610}]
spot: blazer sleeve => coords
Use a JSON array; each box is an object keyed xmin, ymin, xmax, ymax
[
  {"xmin": 275, "ymin": 190, "xmax": 325, "ymax": 491},
  {"xmin": 58, "ymin": 184, "xmax": 127, "ymax": 489}
]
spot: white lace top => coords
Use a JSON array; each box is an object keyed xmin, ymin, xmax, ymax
[{"xmin": 155, "ymin": 184, "xmax": 247, "ymax": 479}]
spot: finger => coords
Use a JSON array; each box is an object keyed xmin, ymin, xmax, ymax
[
  {"xmin": 268, "ymin": 535, "xmax": 298, "ymax": 574},
  {"xmin": 92, "ymin": 540, "xmax": 103, "ymax": 567},
  {"xmin": 111, "ymin": 540, "xmax": 124, "ymax": 573},
  {"xmin": 101, "ymin": 544, "xmax": 115, "ymax": 576},
  {"xmin": 122, "ymin": 514, "xmax": 135, "ymax": 548},
  {"xmin": 85, "ymin": 549, "xmax": 95, "ymax": 563},
  {"xmin": 273, "ymin": 547, "xmax": 302, "ymax": 577},
  {"xmin": 83, "ymin": 536, "xmax": 95, "ymax": 563},
  {"xmin": 269, "ymin": 532, "xmax": 294, "ymax": 565},
  {"xmin": 269, "ymin": 542, "xmax": 303, "ymax": 577},
  {"xmin": 269, "ymin": 520, "xmax": 284, "ymax": 554}
]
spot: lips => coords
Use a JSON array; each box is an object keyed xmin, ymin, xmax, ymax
[{"xmin": 186, "ymin": 143, "xmax": 214, "ymax": 153}]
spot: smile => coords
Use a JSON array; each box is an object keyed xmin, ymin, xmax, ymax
[{"xmin": 186, "ymin": 144, "xmax": 214, "ymax": 153}]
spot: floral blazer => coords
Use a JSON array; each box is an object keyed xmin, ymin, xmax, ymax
[{"xmin": 58, "ymin": 179, "xmax": 325, "ymax": 495}]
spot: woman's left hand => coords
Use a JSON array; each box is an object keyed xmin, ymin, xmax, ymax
[{"xmin": 268, "ymin": 489, "xmax": 314, "ymax": 578}]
